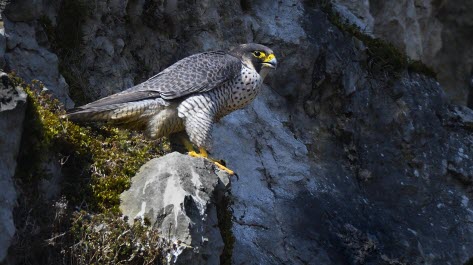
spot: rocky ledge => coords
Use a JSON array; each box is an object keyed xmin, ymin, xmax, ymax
[
  {"xmin": 120, "ymin": 152, "xmax": 231, "ymax": 265},
  {"xmin": 2, "ymin": 0, "xmax": 473, "ymax": 265}
]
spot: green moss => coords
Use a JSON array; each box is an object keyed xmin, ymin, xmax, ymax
[
  {"xmin": 13, "ymin": 74, "xmax": 170, "ymax": 212},
  {"xmin": 15, "ymin": 79, "xmax": 64, "ymax": 182},
  {"xmin": 407, "ymin": 59, "xmax": 437, "ymax": 78},
  {"xmin": 218, "ymin": 194, "xmax": 235, "ymax": 265},
  {"xmin": 320, "ymin": 1, "xmax": 437, "ymax": 78},
  {"xmin": 11, "ymin": 75, "xmax": 171, "ymax": 263}
]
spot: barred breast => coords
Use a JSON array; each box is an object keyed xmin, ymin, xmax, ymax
[{"xmin": 175, "ymin": 65, "xmax": 263, "ymax": 149}]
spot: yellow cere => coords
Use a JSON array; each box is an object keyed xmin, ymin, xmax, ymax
[{"xmin": 264, "ymin": 53, "xmax": 275, "ymax": 62}]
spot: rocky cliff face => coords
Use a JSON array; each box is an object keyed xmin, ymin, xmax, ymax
[
  {"xmin": 0, "ymin": 73, "xmax": 25, "ymax": 262},
  {"xmin": 3, "ymin": 0, "xmax": 473, "ymax": 264},
  {"xmin": 334, "ymin": 0, "xmax": 473, "ymax": 107}
]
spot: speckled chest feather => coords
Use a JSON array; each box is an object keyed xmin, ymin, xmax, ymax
[
  {"xmin": 172, "ymin": 64, "xmax": 263, "ymax": 148},
  {"xmin": 219, "ymin": 65, "xmax": 263, "ymax": 116},
  {"xmin": 176, "ymin": 64, "xmax": 263, "ymax": 120}
]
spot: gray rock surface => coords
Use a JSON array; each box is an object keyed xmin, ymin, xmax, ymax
[
  {"xmin": 0, "ymin": 0, "xmax": 9, "ymax": 22},
  {"xmin": 212, "ymin": 88, "xmax": 317, "ymax": 264},
  {"xmin": 3, "ymin": 17, "xmax": 73, "ymax": 108},
  {"xmin": 4, "ymin": 0, "xmax": 473, "ymax": 264},
  {"xmin": 0, "ymin": 73, "xmax": 26, "ymax": 262},
  {"xmin": 334, "ymin": 0, "xmax": 473, "ymax": 106},
  {"xmin": 333, "ymin": 0, "xmax": 374, "ymax": 33},
  {"xmin": 0, "ymin": 29, "xmax": 6, "ymax": 69},
  {"xmin": 120, "ymin": 152, "xmax": 230, "ymax": 265},
  {"xmin": 209, "ymin": 6, "xmax": 473, "ymax": 265}
]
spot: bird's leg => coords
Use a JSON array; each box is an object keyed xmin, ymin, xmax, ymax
[
  {"xmin": 181, "ymin": 137, "xmax": 234, "ymax": 175},
  {"xmin": 181, "ymin": 137, "xmax": 199, "ymax": 157}
]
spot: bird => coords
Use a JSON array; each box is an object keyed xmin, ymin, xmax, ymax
[{"xmin": 66, "ymin": 43, "xmax": 277, "ymax": 174}]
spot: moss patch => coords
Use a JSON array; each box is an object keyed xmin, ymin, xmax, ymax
[
  {"xmin": 10, "ymin": 75, "xmax": 171, "ymax": 263},
  {"xmin": 407, "ymin": 59, "xmax": 437, "ymax": 78},
  {"xmin": 16, "ymin": 78, "xmax": 170, "ymax": 212},
  {"xmin": 320, "ymin": 1, "xmax": 437, "ymax": 79}
]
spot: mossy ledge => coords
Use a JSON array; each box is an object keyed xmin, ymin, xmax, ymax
[
  {"xmin": 320, "ymin": 1, "xmax": 437, "ymax": 79},
  {"xmin": 10, "ymin": 74, "xmax": 171, "ymax": 264}
]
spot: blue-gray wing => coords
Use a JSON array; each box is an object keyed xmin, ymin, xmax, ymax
[
  {"xmin": 137, "ymin": 51, "xmax": 242, "ymax": 99},
  {"xmin": 71, "ymin": 51, "xmax": 241, "ymax": 110}
]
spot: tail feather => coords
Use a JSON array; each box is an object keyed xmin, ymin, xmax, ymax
[{"xmin": 66, "ymin": 99, "xmax": 166, "ymax": 126}]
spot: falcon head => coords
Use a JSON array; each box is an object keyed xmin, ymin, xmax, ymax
[{"xmin": 229, "ymin": 43, "xmax": 277, "ymax": 78}]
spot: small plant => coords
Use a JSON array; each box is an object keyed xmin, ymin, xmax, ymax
[{"xmin": 69, "ymin": 211, "xmax": 167, "ymax": 264}]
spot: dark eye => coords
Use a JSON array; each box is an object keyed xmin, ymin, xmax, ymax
[{"xmin": 253, "ymin": 51, "xmax": 261, "ymax": 57}]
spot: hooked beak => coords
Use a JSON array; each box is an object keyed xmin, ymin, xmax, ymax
[{"xmin": 262, "ymin": 54, "xmax": 277, "ymax": 69}]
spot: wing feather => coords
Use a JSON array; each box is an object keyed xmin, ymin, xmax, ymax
[
  {"xmin": 69, "ymin": 51, "xmax": 241, "ymax": 113},
  {"xmin": 71, "ymin": 91, "xmax": 162, "ymax": 110},
  {"xmin": 129, "ymin": 51, "xmax": 241, "ymax": 99}
]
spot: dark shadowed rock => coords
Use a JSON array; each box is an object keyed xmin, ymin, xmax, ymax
[
  {"xmin": 3, "ymin": 17, "xmax": 73, "ymax": 108},
  {"xmin": 5, "ymin": 0, "xmax": 473, "ymax": 264},
  {"xmin": 210, "ymin": 6, "xmax": 473, "ymax": 265},
  {"xmin": 4, "ymin": 0, "xmax": 43, "ymax": 22},
  {"xmin": 120, "ymin": 152, "xmax": 230, "ymax": 265},
  {"xmin": 334, "ymin": 0, "xmax": 473, "ymax": 107},
  {"xmin": 0, "ymin": 28, "xmax": 6, "ymax": 69},
  {"xmin": 0, "ymin": 73, "xmax": 26, "ymax": 262}
]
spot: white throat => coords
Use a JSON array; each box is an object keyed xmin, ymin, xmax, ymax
[{"xmin": 259, "ymin": 67, "xmax": 272, "ymax": 79}]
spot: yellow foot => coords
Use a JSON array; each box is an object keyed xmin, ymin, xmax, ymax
[
  {"xmin": 187, "ymin": 147, "xmax": 235, "ymax": 175},
  {"xmin": 188, "ymin": 150, "xmax": 201, "ymax": 158},
  {"xmin": 213, "ymin": 161, "xmax": 235, "ymax": 175}
]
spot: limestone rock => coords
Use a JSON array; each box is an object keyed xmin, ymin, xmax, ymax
[
  {"xmin": 4, "ymin": 0, "xmax": 473, "ymax": 264},
  {"xmin": 210, "ymin": 7, "xmax": 473, "ymax": 265},
  {"xmin": 0, "ymin": 73, "xmax": 26, "ymax": 262},
  {"xmin": 334, "ymin": 0, "xmax": 473, "ymax": 106},
  {"xmin": 212, "ymin": 88, "xmax": 318, "ymax": 264},
  {"xmin": 333, "ymin": 0, "xmax": 374, "ymax": 32},
  {"xmin": 120, "ymin": 152, "xmax": 230, "ymax": 265},
  {"xmin": 4, "ymin": 18, "xmax": 74, "ymax": 108}
]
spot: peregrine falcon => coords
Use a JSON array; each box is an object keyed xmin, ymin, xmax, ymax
[{"xmin": 67, "ymin": 43, "xmax": 277, "ymax": 174}]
